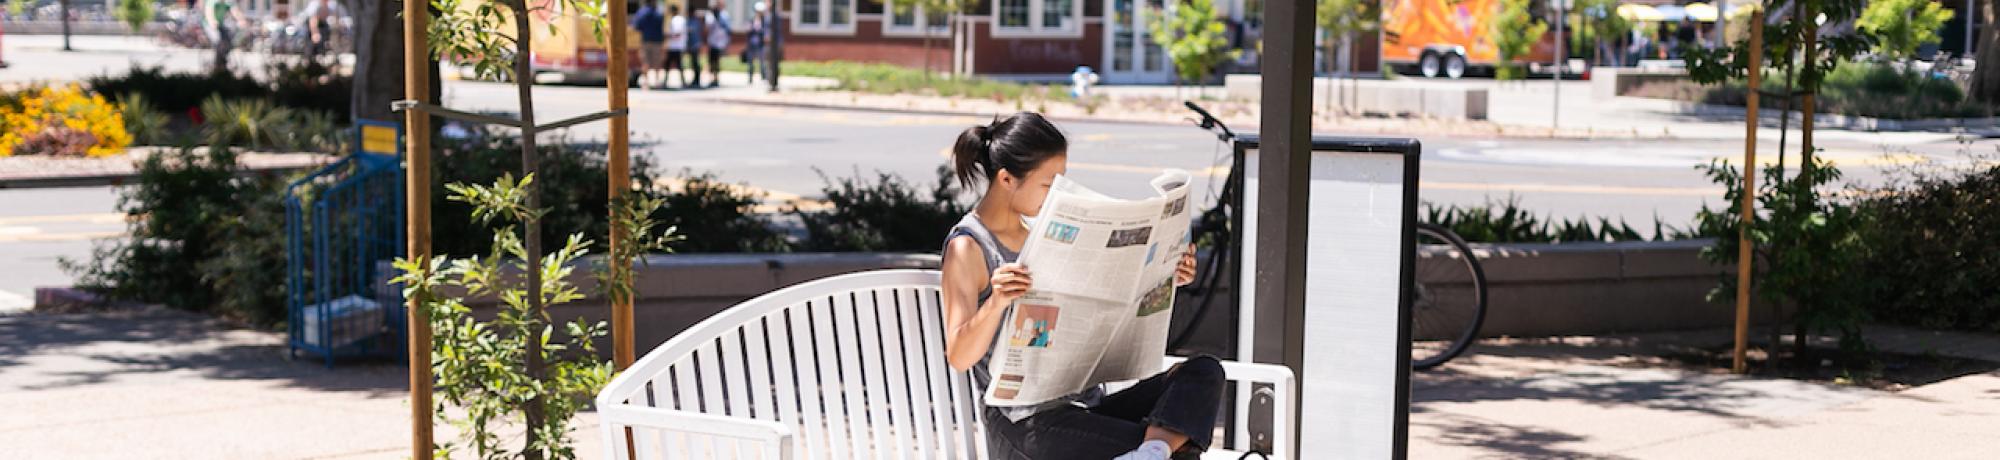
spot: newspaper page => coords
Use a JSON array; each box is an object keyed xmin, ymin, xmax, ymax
[{"xmin": 984, "ymin": 169, "xmax": 1195, "ymax": 407}]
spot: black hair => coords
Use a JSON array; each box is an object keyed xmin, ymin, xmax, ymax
[{"xmin": 951, "ymin": 112, "xmax": 1067, "ymax": 189}]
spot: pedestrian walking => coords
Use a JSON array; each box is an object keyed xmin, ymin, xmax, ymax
[
  {"xmin": 204, "ymin": 0, "xmax": 245, "ymax": 70},
  {"xmin": 632, "ymin": 0, "xmax": 667, "ymax": 89},
  {"xmin": 743, "ymin": 2, "xmax": 766, "ymax": 85},
  {"xmin": 761, "ymin": 1, "xmax": 782, "ymax": 92},
  {"xmin": 684, "ymin": 7, "xmax": 706, "ymax": 88},
  {"xmin": 667, "ymin": 5, "xmax": 691, "ymax": 88},
  {"xmin": 704, "ymin": 0, "xmax": 732, "ymax": 88}
]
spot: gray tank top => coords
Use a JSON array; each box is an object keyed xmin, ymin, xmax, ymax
[{"xmin": 945, "ymin": 213, "xmax": 1103, "ymax": 422}]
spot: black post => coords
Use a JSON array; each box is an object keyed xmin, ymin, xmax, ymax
[
  {"xmin": 59, "ymin": 0, "xmax": 72, "ymax": 51},
  {"xmin": 1259, "ymin": 0, "xmax": 1312, "ymax": 457}
]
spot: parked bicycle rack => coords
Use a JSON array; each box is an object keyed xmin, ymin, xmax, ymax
[{"xmin": 286, "ymin": 120, "xmax": 405, "ymax": 367}]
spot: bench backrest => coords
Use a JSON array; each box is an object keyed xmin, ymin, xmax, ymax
[{"xmin": 599, "ymin": 269, "xmax": 992, "ymax": 459}]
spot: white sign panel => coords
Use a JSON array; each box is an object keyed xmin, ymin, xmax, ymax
[{"xmin": 1240, "ymin": 145, "xmax": 1414, "ymax": 459}]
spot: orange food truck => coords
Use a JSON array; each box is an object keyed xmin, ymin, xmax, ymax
[{"xmin": 1379, "ymin": 0, "xmax": 1558, "ymax": 78}]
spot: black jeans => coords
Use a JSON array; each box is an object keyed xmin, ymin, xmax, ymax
[{"xmin": 983, "ymin": 355, "xmax": 1225, "ymax": 460}]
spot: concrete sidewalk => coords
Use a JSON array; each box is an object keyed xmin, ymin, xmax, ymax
[
  {"xmin": 6, "ymin": 305, "xmax": 1999, "ymax": 459},
  {"xmin": 1415, "ymin": 327, "xmax": 2000, "ymax": 458}
]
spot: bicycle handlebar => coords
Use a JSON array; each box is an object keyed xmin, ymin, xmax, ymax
[{"xmin": 1183, "ymin": 101, "xmax": 1234, "ymax": 142}]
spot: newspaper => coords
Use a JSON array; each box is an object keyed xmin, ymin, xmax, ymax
[{"xmin": 984, "ymin": 169, "xmax": 1195, "ymax": 407}]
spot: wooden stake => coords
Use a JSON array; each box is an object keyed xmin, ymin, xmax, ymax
[
  {"xmin": 605, "ymin": 1, "xmax": 639, "ymax": 456},
  {"xmin": 402, "ymin": 0, "xmax": 435, "ymax": 454},
  {"xmin": 608, "ymin": 0, "xmax": 634, "ymax": 375},
  {"xmin": 1733, "ymin": 10, "xmax": 1764, "ymax": 375}
]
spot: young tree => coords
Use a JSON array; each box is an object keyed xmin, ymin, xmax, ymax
[
  {"xmin": 1683, "ymin": 0, "xmax": 1874, "ymax": 360},
  {"xmin": 417, "ymin": 0, "xmax": 608, "ymax": 457},
  {"xmin": 1148, "ymin": 0, "xmax": 1238, "ymax": 97},
  {"xmin": 1317, "ymin": 0, "xmax": 1378, "ymax": 112},
  {"xmin": 1569, "ymin": 0, "xmax": 1630, "ymax": 66},
  {"xmin": 1488, "ymin": 0, "xmax": 1548, "ymax": 80},
  {"xmin": 1857, "ymin": 0, "xmax": 1954, "ymax": 63},
  {"xmin": 115, "ymin": 0, "xmax": 154, "ymax": 33}
]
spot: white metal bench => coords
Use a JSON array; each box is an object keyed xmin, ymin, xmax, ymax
[{"xmin": 596, "ymin": 269, "xmax": 1297, "ymax": 460}]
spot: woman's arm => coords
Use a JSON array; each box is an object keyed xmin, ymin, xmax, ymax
[{"xmin": 942, "ymin": 236, "xmax": 1030, "ymax": 371}]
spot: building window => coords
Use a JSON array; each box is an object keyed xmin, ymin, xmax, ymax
[
  {"xmin": 998, "ymin": 0, "xmax": 1031, "ymax": 27},
  {"xmin": 884, "ymin": 0, "xmax": 951, "ymax": 37},
  {"xmin": 993, "ymin": 0, "xmax": 1081, "ymax": 37},
  {"xmin": 795, "ymin": 0, "xmax": 856, "ymax": 34}
]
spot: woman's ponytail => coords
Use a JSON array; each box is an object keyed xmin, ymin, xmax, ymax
[
  {"xmin": 949, "ymin": 112, "xmax": 1066, "ymax": 190},
  {"xmin": 952, "ymin": 124, "xmax": 992, "ymax": 188}
]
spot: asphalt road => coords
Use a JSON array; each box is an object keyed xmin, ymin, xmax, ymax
[{"xmin": 2, "ymin": 34, "xmax": 1991, "ymax": 308}]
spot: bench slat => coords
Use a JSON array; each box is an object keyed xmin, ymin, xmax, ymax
[
  {"xmin": 871, "ymin": 288, "xmax": 917, "ymax": 460},
  {"xmin": 830, "ymin": 291, "xmax": 876, "ymax": 459},
  {"xmin": 895, "ymin": 287, "xmax": 943, "ymax": 458},
  {"xmin": 742, "ymin": 318, "xmax": 778, "ymax": 424},
  {"xmin": 670, "ymin": 359, "xmax": 699, "ymax": 458},
  {"xmin": 781, "ymin": 303, "xmax": 826, "ymax": 460},
  {"xmin": 808, "ymin": 297, "xmax": 855, "ymax": 460},
  {"xmin": 850, "ymin": 289, "xmax": 901, "ymax": 460}
]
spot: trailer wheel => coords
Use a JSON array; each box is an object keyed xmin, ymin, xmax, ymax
[
  {"xmin": 1444, "ymin": 54, "xmax": 1467, "ymax": 79},
  {"xmin": 1420, "ymin": 53, "xmax": 1442, "ymax": 78}
]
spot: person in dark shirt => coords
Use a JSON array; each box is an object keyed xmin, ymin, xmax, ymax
[{"xmin": 631, "ymin": 0, "xmax": 667, "ymax": 89}]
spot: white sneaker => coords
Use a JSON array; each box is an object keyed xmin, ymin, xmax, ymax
[{"xmin": 1112, "ymin": 439, "xmax": 1173, "ymax": 460}]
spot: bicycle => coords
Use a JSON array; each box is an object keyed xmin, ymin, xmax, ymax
[{"xmin": 1171, "ymin": 101, "xmax": 1488, "ymax": 371}]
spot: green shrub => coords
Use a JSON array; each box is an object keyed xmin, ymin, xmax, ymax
[
  {"xmin": 1854, "ymin": 160, "xmax": 2000, "ymax": 333},
  {"xmin": 1693, "ymin": 158, "xmax": 1871, "ymax": 354},
  {"xmin": 719, "ymin": 59, "xmax": 1069, "ymax": 102},
  {"xmin": 63, "ymin": 145, "xmax": 292, "ymax": 325},
  {"xmin": 431, "ymin": 127, "xmax": 787, "ymax": 256},
  {"xmin": 792, "ymin": 166, "xmax": 970, "ymax": 252},
  {"xmin": 1421, "ymin": 197, "xmax": 1701, "ymax": 243},
  {"xmin": 88, "ymin": 66, "xmax": 267, "ymax": 116},
  {"xmin": 116, "ymin": 92, "xmax": 170, "ymax": 145}
]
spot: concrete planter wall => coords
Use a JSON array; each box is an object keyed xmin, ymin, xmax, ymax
[
  {"xmin": 1466, "ymin": 238, "xmax": 1779, "ymax": 338},
  {"xmin": 381, "ymin": 252, "xmax": 941, "ymax": 360},
  {"xmin": 388, "ymin": 240, "xmax": 1761, "ymax": 362},
  {"xmin": 1222, "ymin": 74, "xmax": 1489, "ymax": 120}
]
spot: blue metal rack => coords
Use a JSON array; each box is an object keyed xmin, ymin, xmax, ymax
[{"xmin": 285, "ymin": 120, "xmax": 405, "ymax": 367}]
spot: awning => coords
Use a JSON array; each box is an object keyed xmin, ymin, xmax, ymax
[
  {"xmin": 1684, "ymin": 3, "xmax": 1719, "ymax": 22},
  {"xmin": 1617, "ymin": 4, "xmax": 1667, "ymax": 21}
]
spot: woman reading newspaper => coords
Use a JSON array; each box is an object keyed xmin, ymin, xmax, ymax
[{"xmin": 942, "ymin": 112, "xmax": 1222, "ymax": 460}]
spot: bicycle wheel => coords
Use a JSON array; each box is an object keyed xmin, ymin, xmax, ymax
[{"xmin": 1410, "ymin": 222, "xmax": 1488, "ymax": 370}]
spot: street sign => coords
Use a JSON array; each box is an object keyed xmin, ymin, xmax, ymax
[{"xmin": 357, "ymin": 119, "xmax": 401, "ymax": 157}]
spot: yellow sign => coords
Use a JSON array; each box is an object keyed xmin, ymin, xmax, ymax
[{"xmin": 361, "ymin": 124, "xmax": 398, "ymax": 155}]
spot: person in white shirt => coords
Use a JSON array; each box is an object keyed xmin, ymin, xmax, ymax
[
  {"xmin": 703, "ymin": 1, "xmax": 732, "ymax": 88},
  {"xmin": 666, "ymin": 5, "xmax": 691, "ymax": 88}
]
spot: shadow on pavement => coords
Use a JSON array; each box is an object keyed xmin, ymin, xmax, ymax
[{"xmin": 0, "ymin": 307, "xmax": 405, "ymax": 396}]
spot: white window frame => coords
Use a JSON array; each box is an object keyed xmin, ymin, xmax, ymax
[
  {"xmin": 792, "ymin": 0, "xmax": 858, "ymax": 35},
  {"xmin": 882, "ymin": 0, "xmax": 951, "ymax": 38},
  {"xmin": 991, "ymin": 0, "xmax": 1083, "ymax": 38}
]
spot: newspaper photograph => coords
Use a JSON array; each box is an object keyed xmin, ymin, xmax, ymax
[{"xmin": 985, "ymin": 169, "xmax": 1195, "ymax": 406}]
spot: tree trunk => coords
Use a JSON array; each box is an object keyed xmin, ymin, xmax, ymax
[
  {"xmin": 350, "ymin": 0, "xmax": 403, "ymax": 123},
  {"xmin": 1973, "ymin": 0, "xmax": 2000, "ymax": 103},
  {"xmin": 509, "ymin": 1, "xmax": 547, "ymax": 458},
  {"xmin": 59, "ymin": 0, "xmax": 72, "ymax": 51}
]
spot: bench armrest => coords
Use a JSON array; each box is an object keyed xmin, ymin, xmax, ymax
[
  {"xmin": 1162, "ymin": 356, "xmax": 1297, "ymax": 460},
  {"xmin": 598, "ymin": 404, "xmax": 794, "ymax": 460}
]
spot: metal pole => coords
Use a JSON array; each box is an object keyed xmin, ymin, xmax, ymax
[
  {"xmin": 1733, "ymin": 9, "xmax": 1762, "ymax": 375},
  {"xmin": 1554, "ymin": 0, "xmax": 1564, "ymax": 130},
  {"xmin": 1261, "ymin": 0, "xmax": 1313, "ymax": 456},
  {"xmin": 401, "ymin": 0, "xmax": 434, "ymax": 455},
  {"xmin": 1969, "ymin": 0, "xmax": 1976, "ymax": 57},
  {"xmin": 59, "ymin": 0, "xmax": 71, "ymax": 51}
]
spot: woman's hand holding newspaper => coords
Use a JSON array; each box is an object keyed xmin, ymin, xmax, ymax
[{"xmin": 991, "ymin": 263, "xmax": 1033, "ymax": 305}]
